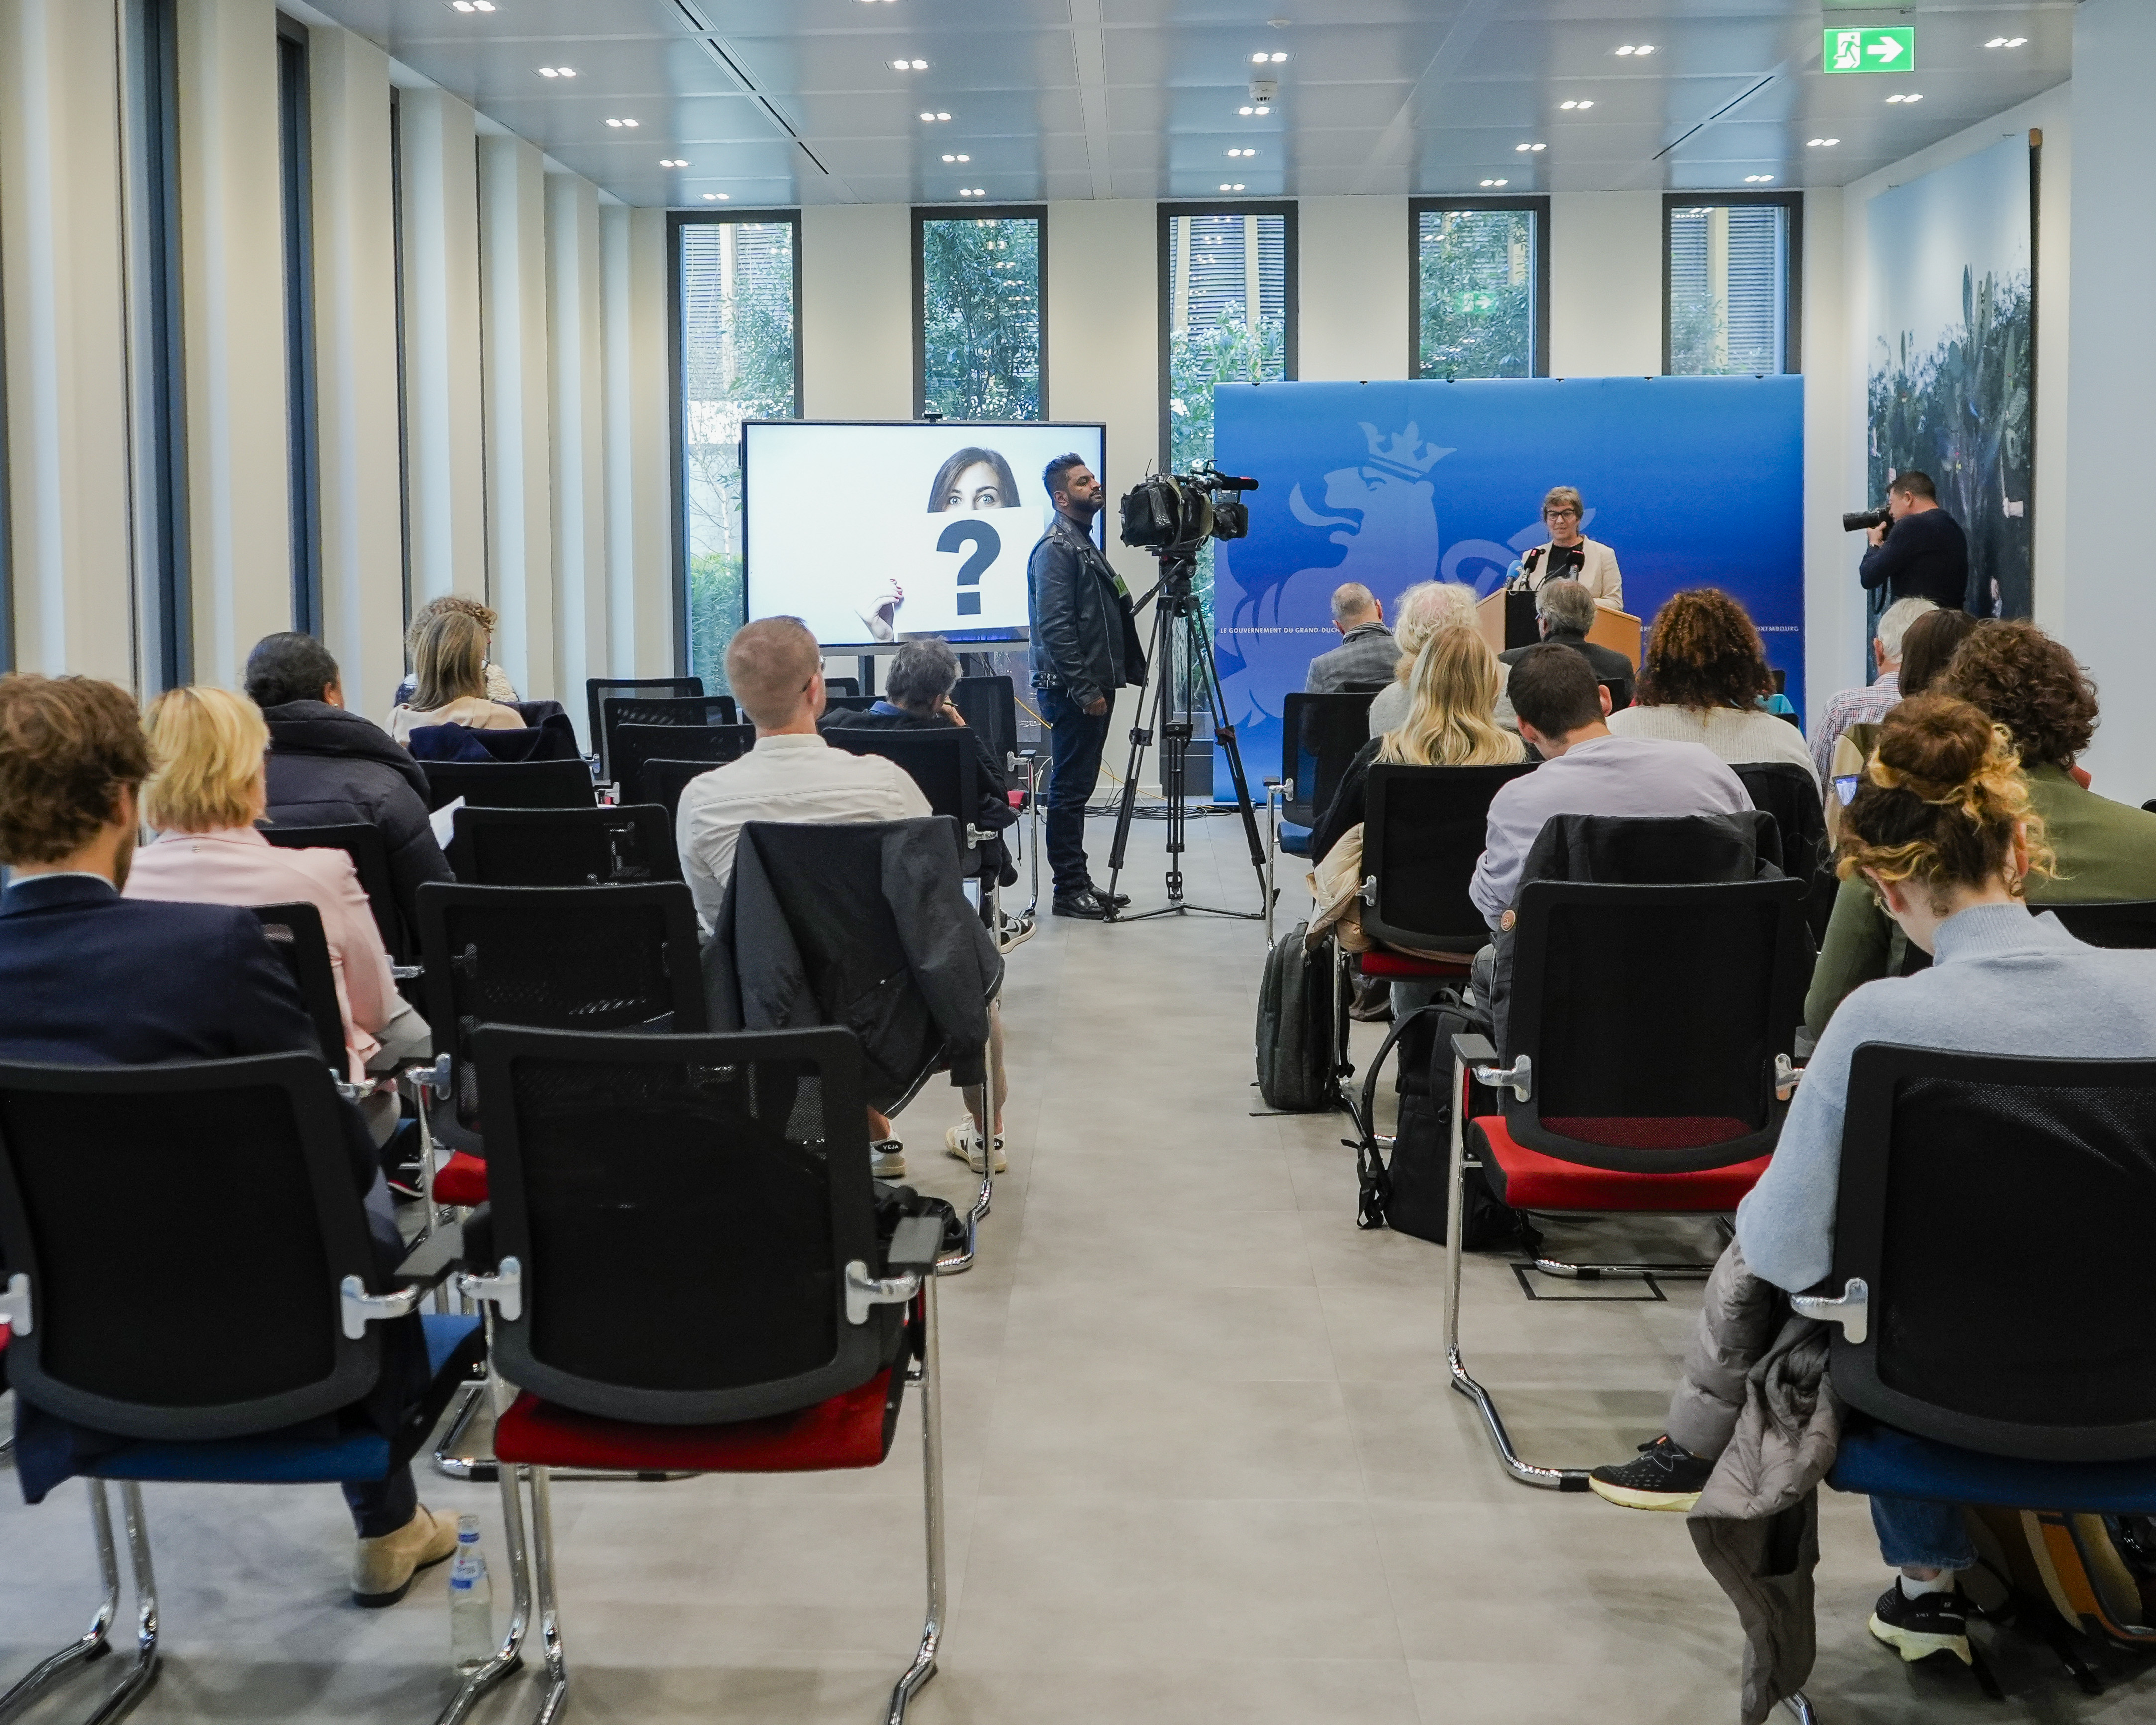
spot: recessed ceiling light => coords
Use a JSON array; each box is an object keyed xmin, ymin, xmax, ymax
[
  {"xmin": 1560, "ymin": 99, "xmax": 1594, "ymax": 110},
  {"xmin": 1886, "ymin": 92, "xmax": 1923, "ymax": 103},
  {"xmin": 1480, "ymin": 178, "xmax": 1510, "ymax": 187},
  {"xmin": 702, "ymin": 192, "xmax": 729, "ymax": 201},
  {"xmin": 1744, "ymin": 174, "xmax": 1774, "ymax": 183},
  {"xmin": 660, "ymin": 158, "xmax": 688, "ymax": 168},
  {"xmin": 1250, "ymin": 51, "xmax": 1288, "ymax": 64},
  {"xmin": 1985, "ymin": 37, "xmax": 2028, "ymax": 50},
  {"xmin": 1806, "ymin": 137, "xmax": 1840, "ymax": 148},
  {"xmin": 450, "ymin": 1, "xmax": 496, "ymax": 12},
  {"xmin": 940, "ymin": 153, "xmax": 969, "ymax": 163},
  {"xmin": 1227, "ymin": 148, "xmax": 1256, "ymax": 158},
  {"xmin": 605, "ymin": 118, "xmax": 640, "ymax": 128},
  {"xmin": 893, "ymin": 58, "xmax": 927, "ymax": 71},
  {"xmin": 1515, "ymin": 142, "xmax": 1546, "ymax": 152},
  {"xmin": 538, "ymin": 66, "xmax": 575, "ymax": 78},
  {"xmin": 1614, "ymin": 43, "xmax": 1655, "ymax": 57}
]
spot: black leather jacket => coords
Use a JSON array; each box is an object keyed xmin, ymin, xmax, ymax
[{"xmin": 1026, "ymin": 513, "xmax": 1146, "ymax": 709}]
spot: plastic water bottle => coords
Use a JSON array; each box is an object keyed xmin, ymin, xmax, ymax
[{"xmin": 447, "ymin": 1514, "xmax": 493, "ymax": 1672}]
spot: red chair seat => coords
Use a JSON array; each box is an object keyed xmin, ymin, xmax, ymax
[
  {"xmin": 1006, "ymin": 789, "xmax": 1024, "ymax": 809},
  {"xmin": 1359, "ymin": 949, "xmax": 1472, "ymax": 979},
  {"xmin": 492, "ymin": 1368, "xmax": 902, "ymax": 1473},
  {"xmin": 433, "ymin": 1150, "xmax": 489, "ymax": 1207},
  {"xmin": 1469, "ymin": 1117, "xmax": 1770, "ymax": 1212}
]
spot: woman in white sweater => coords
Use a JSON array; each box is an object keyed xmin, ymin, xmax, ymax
[{"xmin": 1608, "ymin": 587, "xmax": 1814, "ymax": 772}]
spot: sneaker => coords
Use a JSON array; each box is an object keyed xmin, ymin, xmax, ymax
[
  {"xmin": 945, "ymin": 1123, "xmax": 1007, "ymax": 1174},
  {"xmin": 871, "ymin": 1139, "xmax": 906, "ymax": 1179},
  {"xmin": 351, "ymin": 1505, "xmax": 459, "ymax": 1607},
  {"xmin": 1588, "ymin": 1434, "xmax": 1717, "ymax": 1511},
  {"xmin": 1869, "ymin": 1579, "xmax": 1971, "ymax": 1665}
]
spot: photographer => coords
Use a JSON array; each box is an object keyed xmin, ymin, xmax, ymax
[
  {"xmin": 1858, "ymin": 471, "xmax": 1969, "ymax": 610},
  {"xmin": 1026, "ymin": 453, "xmax": 1146, "ymax": 920}
]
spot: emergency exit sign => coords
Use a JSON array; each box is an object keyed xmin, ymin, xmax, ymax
[{"xmin": 1825, "ymin": 27, "xmax": 1915, "ymax": 73}]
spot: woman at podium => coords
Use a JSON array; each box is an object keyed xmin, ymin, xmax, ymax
[{"xmin": 1503, "ymin": 485, "xmax": 1621, "ymax": 647}]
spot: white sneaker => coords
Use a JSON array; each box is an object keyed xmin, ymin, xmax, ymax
[
  {"xmin": 944, "ymin": 1124, "xmax": 1007, "ymax": 1174},
  {"xmin": 871, "ymin": 1139, "xmax": 906, "ymax": 1179}
]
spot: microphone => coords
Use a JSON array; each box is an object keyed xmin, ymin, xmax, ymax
[{"xmin": 1208, "ymin": 471, "xmax": 1260, "ymax": 492}]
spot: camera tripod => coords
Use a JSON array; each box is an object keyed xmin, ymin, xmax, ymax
[{"xmin": 1102, "ymin": 547, "xmax": 1271, "ymax": 922}]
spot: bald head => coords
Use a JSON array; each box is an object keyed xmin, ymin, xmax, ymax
[
  {"xmin": 1331, "ymin": 583, "xmax": 1380, "ymax": 630},
  {"xmin": 725, "ymin": 616, "xmax": 824, "ymax": 730}
]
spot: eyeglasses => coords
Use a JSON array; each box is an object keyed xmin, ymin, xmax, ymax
[
  {"xmin": 1544, "ymin": 508, "xmax": 1580, "ymax": 521},
  {"xmin": 1833, "ymin": 774, "xmax": 1860, "ymax": 806}
]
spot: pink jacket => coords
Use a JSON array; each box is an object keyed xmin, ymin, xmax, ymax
[{"xmin": 124, "ymin": 826, "xmax": 397, "ymax": 1080}]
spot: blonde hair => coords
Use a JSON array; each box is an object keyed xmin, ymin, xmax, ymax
[
  {"xmin": 1377, "ymin": 626, "xmax": 1525, "ymax": 769},
  {"xmin": 410, "ymin": 610, "xmax": 491, "ymax": 711},
  {"xmin": 725, "ymin": 616, "xmax": 823, "ymax": 727},
  {"xmin": 1390, "ymin": 581, "xmax": 1479, "ymax": 680},
  {"xmin": 405, "ymin": 594, "xmax": 498, "ymax": 661},
  {"xmin": 142, "ymin": 686, "xmax": 268, "ymax": 833}
]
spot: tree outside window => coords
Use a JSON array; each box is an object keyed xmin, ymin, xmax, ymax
[
  {"xmin": 678, "ymin": 216, "xmax": 798, "ymax": 690},
  {"xmin": 1666, "ymin": 198, "xmax": 1798, "ymax": 376},
  {"xmin": 917, "ymin": 212, "xmax": 1042, "ymax": 421},
  {"xmin": 1415, "ymin": 204, "xmax": 1541, "ymax": 379}
]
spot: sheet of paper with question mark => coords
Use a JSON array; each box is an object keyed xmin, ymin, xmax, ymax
[{"xmin": 892, "ymin": 505, "xmax": 1031, "ymax": 633}]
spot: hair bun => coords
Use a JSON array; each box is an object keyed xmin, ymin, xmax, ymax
[{"xmin": 1872, "ymin": 693, "xmax": 2005, "ymax": 800}]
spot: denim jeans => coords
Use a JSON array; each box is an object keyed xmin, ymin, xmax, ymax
[
  {"xmin": 1870, "ymin": 1493, "xmax": 1976, "ymax": 1571},
  {"xmin": 1039, "ymin": 685, "xmax": 1111, "ymax": 897},
  {"xmin": 344, "ymin": 1463, "xmax": 418, "ymax": 1539}
]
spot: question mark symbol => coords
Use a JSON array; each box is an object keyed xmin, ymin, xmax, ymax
[{"xmin": 936, "ymin": 521, "xmax": 1001, "ymax": 616}]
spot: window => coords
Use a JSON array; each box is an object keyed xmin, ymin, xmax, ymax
[
  {"xmin": 914, "ymin": 207, "xmax": 1044, "ymax": 421},
  {"xmin": 671, "ymin": 210, "xmax": 800, "ymax": 689},
  {"xmin": 277, "ymin": 14, "xmax": 321, "ymax": 636},
  {"xmin": 1664, "ymin": 193, "xmax": 1802, "ymax": 375},
  {"xmin": 1412, "ymin": 197, "xmax": 1548, "ymax": 379}
]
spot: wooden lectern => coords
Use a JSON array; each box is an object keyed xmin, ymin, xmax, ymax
[{"xmin": 1475, "ymin": 589, "xmax": 1641, "ymax": 668}]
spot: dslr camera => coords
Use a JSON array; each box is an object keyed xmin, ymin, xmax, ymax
[
  {"xmin": 1843, "ymin": 504, "xmax": 1892, "ymax": 534},
  {"xmin": 1120, "ymin": 460, "xmax": 1257, "ymax": 552}
]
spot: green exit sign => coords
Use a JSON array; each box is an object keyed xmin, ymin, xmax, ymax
[{"xmin": 1824, "ymin": 26, "xmax": 1915, "ymax": 73}]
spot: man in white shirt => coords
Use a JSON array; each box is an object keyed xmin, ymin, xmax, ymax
[
  {"xmin": 678, "ymin": 616, "xmax": 930, "ymax": 930},
  {"xmin": 1471, "ymin": 645, "xmax": 1753, "ymax": 927}
]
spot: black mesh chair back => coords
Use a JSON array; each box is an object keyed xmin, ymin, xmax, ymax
[
  {"xmin": 1362, "ymin": 763, "xmax": 1537, "ymax": 952},
  {"xmin": 0, "ymin": 1053, "xmax": 385, "ymax": 1439},
  {"xmin": 1279, "ymin": 691, "xmax": 1378, "ymax": 829},
  {"xmin": 826, "ymin": 677, "xmax": 860, "ymax": 698},
  {"xmin": 598, "ymin": 695, "xmax": 737, "ymax": 788},
  {"xmin": 2049, "ymin": 900, "xmax": 2156, "ymax": 950},
  {"xmin": 415, "ymin": 882, "xmax": 706, "ymax": 1131},
  {"xmin": 251, "ymin": 902, "xmax": 349, "ymax": 1073},
  {"xmin": 1828, "ymin": 1046, "xmax": 2156, "ymax": 1461},
  {"xmin": 586, "ymin": 676, "xmax": 701, "ymax": 776},
  {"xmin": 823, "ymin": 728, "xmax": 981, "ymax": 870},
  {"xmin": 1732, "ymin": 761, "xmax": 1831, "ymax": 935},
  {"xmin": 1505, "ymin": 876, "xmax": 1809, "ymax": 1171},
  {"xmin": 448, "ymin": 805, "xmax": 681, "ymax": 887},
  {"xmin": 642, "ymin": 759, "xmax": 718, "ymax": 822},
  {"xmin": 609, "ymin": 722, "xmax": 752, "ymax": 806},
  {"xmin": 952, "ymin": 675, "xmax": 1018, "ymax": 784},
  {"xmin": 261, "ymin": 820, "xmax": 407, "ymax": 961},
  {"xmin": 421, "ymin": 757, "xmax": 598, "ymax": 812},
  {"xmin": 824, "ymin": 694, "xmax": 876, "ymax": 714},
  {"xmin": 471, "ymin": 1024, "xmax": 899, "ymax": 1425}
]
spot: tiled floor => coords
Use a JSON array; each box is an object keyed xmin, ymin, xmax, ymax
[{"xmin": 3, "ymin": 811, "xmax": 2152, "ymax": 1722}]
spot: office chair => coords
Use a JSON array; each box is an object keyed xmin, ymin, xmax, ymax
[
  {"xmin": 447, "ymin": 804, "xmax": 681, "ymax": 887},
  {"xmin": 585, "ymin": 676, "xmax": 702, "ymax": 779},
  {"xmin": 1262, "ymin": 691, "xmax": 1377, "ymax": 940},
  {"xmin": 261, "ymin": 821, "xmax": 409, "ymax": 962},
  {"xmin": 596, "ymin": 694, "xmax": 737, "ymax": 791},
  {"xmin": 420, "ymin": 758, "xmax": 598, "ymax": 813},
  {"xmin": 607, "ymin": 722, "xmax": 752, "ymax": 806}
]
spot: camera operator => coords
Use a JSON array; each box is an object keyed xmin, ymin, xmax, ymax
[
  {"xmin": 1859, "ymin": 471, "xmax": 1969, "ymax": 611},
  {"xmin": 1028, "ymin": 453, "xmax": 1147, "ymax": 919}
]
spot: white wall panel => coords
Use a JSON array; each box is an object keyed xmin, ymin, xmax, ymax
[
  {"xmin": 602, "ymin": 204, "xmax": 674, "ymax": 677},
  {"xmin": 546, "ymin": 170, "xmax": 606, "ymax": 731},
  {"xmin": 800, "ymin": 204, "xmax": 911, "ymax": 421},
  {"xmin": 1299, "ymin": 197, "xmax": 1410, "ymax": 383},
  {"xmin": 478, "ymin": 131, "xmax": 553, "ymax": 700},
  {"xmin": 1547, "ymin": 191, "xmax": 1662, "ymax": 377}
]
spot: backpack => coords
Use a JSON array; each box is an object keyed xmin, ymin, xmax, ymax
[
  {"xmin": 1254, "ymin": 921, "xmax": 1344, "ymax": 1112},
  {"xmin": 1970, "ymin": 1507, "xmax": 2156, "ymax": 1653}
]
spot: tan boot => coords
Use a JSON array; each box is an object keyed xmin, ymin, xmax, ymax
[{"xmin": 352, "ymin": 1505, "xmax": 460, "ymax": 1607}]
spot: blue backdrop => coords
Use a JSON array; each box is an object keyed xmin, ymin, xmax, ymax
[{"xmin": 1210, "ymin": 376, "xmax": 1805, "ymax": 789}]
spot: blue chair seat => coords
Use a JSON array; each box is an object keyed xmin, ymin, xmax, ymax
[
  {"xmin": 1829, "ymin": 1420, "xmax": 2156, "ymax": 1515},
  {"xmin": 1279, "ymin": 822, "xmax": 1312, "ymax": 858},
  {"xmin": 84, "ymin": 1315, "xmax": 482, "ymax": 1486}
]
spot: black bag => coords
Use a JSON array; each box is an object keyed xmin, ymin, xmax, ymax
[{"xmin": 1255, "ymin": 921, "xmax": 1342, "ymax": 1112}]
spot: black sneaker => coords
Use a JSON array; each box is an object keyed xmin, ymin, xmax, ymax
[
  {"xmin": 1052, "ymin": 889, "xmax": 1108, "ymax": 919},
  {"xmin": 1869, "ymin": 1580, "xmax": 1970, "ymax": 1665},
  {"xmin": 1588, "ymin": 1434, "xmax": 1716, "ymax": 1511}
]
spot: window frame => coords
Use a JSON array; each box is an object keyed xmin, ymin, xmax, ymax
[
  {"xmin": 1408, "ymin": 194, "xmax": 1550, "ymax": 380},
  {"xmin": 666, "ymin": 206, "xmax": 805, "ymax": 679},
  {"xmin": 911, "ymin": 203, "xmax": 1048, "ymax": 422},
  {"xmin": 276, "ymin": 12, "xmax": 322, "ymax": 638},
  {"xmin": 1661, "ymin": 189, "xmax": 1803, "ymax": 376},
  {"xmin": 1156, "ymin": 200, "xmax": 1299, "ymax": 471}
]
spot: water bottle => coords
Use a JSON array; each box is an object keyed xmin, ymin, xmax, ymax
[{"xmin": 447, "ymin": 1513, "xmax": 493, "ymax": 1672}]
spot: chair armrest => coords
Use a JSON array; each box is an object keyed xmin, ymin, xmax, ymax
[
  {"xmin": 1450, "ymin": 1033, "xmax": 1497, "ymax": 1067},
  {"xmin": 1262, "ymin": 776, "xmax": 1283, "ymax": 789},
  {"xmin": 1452, "ymin": 1034, "xmax": 1531, "ymax": 1102},
  {"xmin": 394, "ymin": 1222, "xmax": 466, "ymax": 1288},
  {"xmin": 339, "ymin": 1222, "xmax": 466, "ymax": 1340},
  {"xmin": 391, "ymin": 964, "xmax": 424, "ymax": 982},
  {"xmin": 884, "ymin": 1214, "xmax": 944, "ymax": 1279},
  {"xmin": 844, "ymin": 1214, "xmax": 943, "ymax": 1324},
  {"xmin": 1774, "ymin": 1053, "xmax": 1803, "ymax": 1101}
]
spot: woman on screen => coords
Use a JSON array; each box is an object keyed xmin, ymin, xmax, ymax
[{"xmin": 927, "ymin": 447, "xmax": 1020, "ymax": 513}]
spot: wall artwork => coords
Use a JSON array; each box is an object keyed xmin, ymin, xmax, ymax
[{"xmin": 1865, "ymin": 135, "xmax": 2035, "ymax": 618}]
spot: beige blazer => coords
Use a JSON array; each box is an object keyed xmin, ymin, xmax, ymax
[{"xmin": 1518, "ymin": 537, "xmax": 1622, "ymax": 610}]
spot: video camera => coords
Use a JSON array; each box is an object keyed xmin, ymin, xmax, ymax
[
  {"xmin": 1119, "ymin": 460, "xmax": 1259, "ymax": 553},
  {"xmin": 1843, "ymin": 504, "xmax": 1891, "ymax": 534}
]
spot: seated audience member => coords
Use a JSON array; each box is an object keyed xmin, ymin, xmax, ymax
[
  {"xmin": 389, "ymin": 594, "xmax": 518, "ymax": 710},
  {"xmin": 1470, "ymin": 644, "xmax": 1752, "ymax": 927},
  {"xmin": 1367, "ymin": 580, "xmax": 1480, "ymax": 735},
  {"xmin": 1820, "ymin": 605, "xmax": 1976, "ymax": 843},
  {"xmin": 820, "ymin": 635, "xmax": 1018, "ymax": 885},
  {"xmin": 244, "ymin": 630, "xmax": 452, "ymax": 936},
  {"xmin": 1807, "ymin": 619, "xmax": 2156, "ymax": 1033},
  {"xmin": 1305, "ymin": 583, "xmax": 1396, "ymax": 693},
  {"xmin": 1496, "ymin": 577, "xmax": 1633, "ymax": 726},
  {"xmin": 1808, "ymin": 596, "xmax": 1934, "ymax": 785},
  {"xmin": 125, "ymin": 686, "xmax": 429, "ymax": 1145},
  {"xmin": 1606, "ymin": 589, "xmax": 1815, "ymax": 773},
  {"xmin": 0, "ymin": 673, "xmax": 458, "ymax": 1605},
  {"xmin": 386, "ymin": 609, "xmax": 527, "ymax": 747},
  {"xmin": 680, "ymin": 618, "xmax": 1006, "ymax": 1175},
  {"xmin": 1589, "ymin": 694, "xmax": 2156, "ymax": 1667}
]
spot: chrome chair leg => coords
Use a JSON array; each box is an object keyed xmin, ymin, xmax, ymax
[
  {"xmin": 935, "ymin": 1026, "xmax": 996, "ymax": 1276},
  {"xmin": 522, "ymin": 1469, "xmax": 569, "ymax": 1725},
  {"xmin": 433, "ymin": 1399, "xmax": 533, "ymax": 1725},
  {"xmin": 431, "ymin": 1377, "xmax": 493, "ymax": 1483},
  {"xmin": 1529, "ymin": 1253, "xmax": 1717, "ymax": 1281},
  {"xmin": 75, "ymin": 1482, "xmax": 161, "ymax": 1725},
  {"xmin": 1782, "ymin": 1691, "xmax": 1819, "ymax": 1724},
  {"xmin": 887, "ymin": 1273, "xmax": 944, "ymax": 1724},
  {"xmin": 1444, "ymin": 1055, "xmax": 1589, "ymax": 1492},
  {"xmin": 0, "ymin": 1479, "xmax": 121, "ymax": 1723}
]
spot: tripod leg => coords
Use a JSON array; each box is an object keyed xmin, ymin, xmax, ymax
[
  {"xmin": 1187, "ymin": 609, "xmax": 1272, "ymax": 893},
  {"xmin": 1103, "ymin": 594, "xmax": 1175, "ymax": 912}
]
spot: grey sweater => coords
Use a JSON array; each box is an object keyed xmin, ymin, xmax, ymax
[{"xmin": 1736, "ymin": 903, "xmax": 2156, "ymax": 1292}]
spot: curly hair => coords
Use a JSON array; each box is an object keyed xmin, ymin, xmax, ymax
[
  {"xmin": 1837, "ymin": 694, "xmax": 2054, "ymax": 913},
  {"xmin": 1935, "ymin": 619, "xmax": 2096, "ymax": 770},
  {"xmin": 0, "ymin": 674, "xmax": 153, "ymax": 864},
  {"xmin": 404, "ymin": 594, "xmax": 498, "ymax": 660},
  {"xmin": 1634, "ymin": 588, "xmax": 1775, "ymax": 711}
]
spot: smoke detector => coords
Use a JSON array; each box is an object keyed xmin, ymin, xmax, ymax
[{"xmin": 1249, "ymin": 78, "xmax": 1278, "ymax": 102}]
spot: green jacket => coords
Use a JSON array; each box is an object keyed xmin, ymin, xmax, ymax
[{"xmin": 1804, "ymin": 762, "xmax": 2156, "ymax": 1035}]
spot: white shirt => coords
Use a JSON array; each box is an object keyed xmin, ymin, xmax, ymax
[
  {"xmin": 677, "ymin": 731, "xmax": 932, "ymax": 928},
  {"xmin": 1606, "ymin": 702, "xmax": 1816, "ymax": 776}
]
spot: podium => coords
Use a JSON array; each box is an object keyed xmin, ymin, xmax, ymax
[{"xmin": 1476, "ymin": 589, "xmax": 1641, "ymax": 668}]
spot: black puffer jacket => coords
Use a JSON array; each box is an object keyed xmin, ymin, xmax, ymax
[{"xmin": 259, "ymin": 701, "xmax": 452, "ymax": 929}]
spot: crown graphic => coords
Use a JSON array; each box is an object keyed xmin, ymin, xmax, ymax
[{"xmin": 1359, "ymin": 421, "xmax": 1451, "ymax": 479}]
